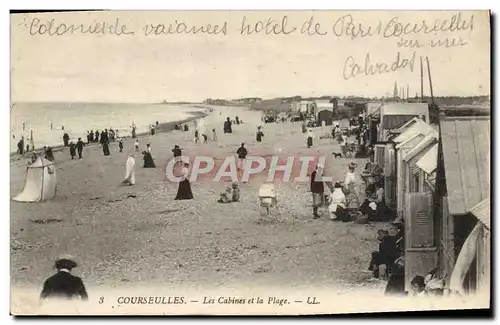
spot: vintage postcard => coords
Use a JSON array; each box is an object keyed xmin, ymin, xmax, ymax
[{"xmin": 10, "ymin": 10, "xmax": 490, "ymax": 315}]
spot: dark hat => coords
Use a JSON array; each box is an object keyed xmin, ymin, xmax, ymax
[
  {"xmin": 55, "ymin": 258, "xmax": 77, "ymax": 270},
  {"xmin": 241, "ymin": 142, "xmax": 245, "ymax": 146},
  {"xmin": 334, "ymin": 182, "xmax": 342, "ymax": 188},
  {"xmin": 174, "ymin": 145, "xmax": 180, "ymax": 149}
]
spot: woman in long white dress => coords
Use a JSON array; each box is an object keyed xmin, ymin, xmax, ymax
[{"xmin": 123, "ymin": 154, "xmax": 136, "ymax": 185}]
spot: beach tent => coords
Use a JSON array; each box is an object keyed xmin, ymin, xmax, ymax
[{"xmin": 13, "ymin": 156, "xmax": 57, "ymax": 202}]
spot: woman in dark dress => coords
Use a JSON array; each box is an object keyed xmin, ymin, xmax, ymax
[
  {"xmin": 142, "ymin": 151, "xmax": 156, "ymax": 168},
  {"xmin": 175, "ymin": 163, "xmax": 194, "ymax": 200},
  {"xmin": 69, "ymin": 142, "xmax": 76, "ymax": 160}
]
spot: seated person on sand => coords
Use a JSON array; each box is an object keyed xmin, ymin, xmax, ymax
[
  {"xmin": 328, "ymin": 182, "xmax": 348, "ymax": 222},
  {"xmin": 368, "ymin": 229, "xmax": 398, "ymax": 280},
  {"xmin": 217, "ymin": 183, "xmax": 240, "ymax": 203}
]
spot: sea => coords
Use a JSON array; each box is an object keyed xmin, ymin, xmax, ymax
[{"xmin": 10, "ymin": 102, "xmax": 206, "ymax": 153}]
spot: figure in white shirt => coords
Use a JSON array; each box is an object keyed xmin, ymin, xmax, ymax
[{"xmin": 328, "ymin": 182, "xmax": 348, "ymax": 221}]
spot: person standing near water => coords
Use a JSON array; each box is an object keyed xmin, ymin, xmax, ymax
[
  {"xmin": 212, "ymin": 129, "xmax": 217, "ymax": 141},
  {"xmin": 76, "ymin": 138, "xmax": 85, "ymax": 159},
  {"xmin": 131, "ymin": 124, "xmax": 137, "ymax": 138},
  {"xmin": 134, "ymin": 139, "xmax": 140, "ymax": 152},
  {"xmin": 63, "ymin": 133, "xmax": 70, "ymax": 147},
  {"xmin": 101, "ymin": 129, "xmax": 110, "ymax": 156}
]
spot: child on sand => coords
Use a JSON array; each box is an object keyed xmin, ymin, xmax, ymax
[{"xmin": 134, "ymin": 140, "xmax": 140, "ymax": 152}]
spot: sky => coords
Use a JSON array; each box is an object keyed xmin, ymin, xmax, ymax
[{"xmin": 10, "ymin": 10, "xmax": 490, "ymax": 103}]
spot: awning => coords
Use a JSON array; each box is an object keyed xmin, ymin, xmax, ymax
[
  {"xmin": 469, "ymin": 198, "xmax": 490, "ymax": 230},
  {"xmin": 393, "ymin": 119, "xmax": 436, "ymax": 144},
  {"xmin": 416, "ymin": 143, "xmax": 438, "ymax": 175}
]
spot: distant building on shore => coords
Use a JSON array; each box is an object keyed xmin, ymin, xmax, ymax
[{"xmin": 315, "ymin": 100, "xmax": 334, "ymax": 125}]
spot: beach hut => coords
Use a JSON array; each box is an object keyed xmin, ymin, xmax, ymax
[
  {"xmin": 400, "ymin": 133, "xmax": 440, "ymax": 291},
  {"xmin": 393, "ymin": 119, "xmax": 438, "ymax": 216},
  {"xmin": 379, "ymin": 103, "xmax": 429, "ymax": 141},
  {"xmin": 315, "ymin": 100, "xmax": 334, "ymax": 126},
  {"xmin": 13, "ymin": 156, "xmax": 57, "ymax": 202},
  {"xmin": 434, "ymin": 115, "xmax": 490, "ymax": 295},
  {"xmin": 299, "ymin": 100, "xmax": 312, "ymax": 113}
]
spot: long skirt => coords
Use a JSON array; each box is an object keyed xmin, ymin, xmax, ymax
[
  {"xmin": 143, "ymin": 153, "xmax": 156, "ymax": 168},
  {"xmin": 175, "ymin": 179, "xmax": 194, "ymax": 200},
  {"xmin": 102, "ymin": 142, "xmax": 110, "ymax": 156},
  {"xmin": 312, "ymin": 192, "xmax": 324, "ymax": 207}
]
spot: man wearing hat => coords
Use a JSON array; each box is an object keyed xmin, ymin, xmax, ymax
[{"xmin": 40, "ymin": 257, "xmax": 88, "ymax": 301}]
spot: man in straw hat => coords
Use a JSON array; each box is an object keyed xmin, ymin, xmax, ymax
[{"xmin": 40, "ymin": 256, "xmax": 88, "ymax": 301}]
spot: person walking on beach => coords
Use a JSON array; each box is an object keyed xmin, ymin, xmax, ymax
[
  {"xmin": 172, "ymin": 145, "xmax": 182, "ymax": 166},
  {"xmin": 134, "ymin": 139, "xmax": 140, "ymax": 152},
  {"xmin": 175, "ymin": 162, "xmax": 194, "ymax": 200},
  {"xmin": 151, "ymin": 124, "xmax": 156, "ymax": 136},
  {"xmin": 76, "ymin": 138, "xmax": 85, "ymax": 159},
  {"xmin": 236, "ymin": 143, "xmax": 248, "ymax": 172},
  {"xmin": 118, "ymin": 138, "xmax": 124, "ymax": 152},
  {"xmin": 310, "ymin": 164, "xmax": 325, "ymax": 219},
  {"xmin": 131, "ymin": 124, "xmax": 137, "ymax": 139},
  {"xmin": 94, "ymin": 130, "xmax": 100, "ymax": 143},
  {"xmin": 101, "ymin": 129, "xmax": 110, "ymax": 156},
  {"xmin": 236, "ymin": 116, "xmax": 240, "ymax": 125},
  {"xmin": 224, "ymin": 117, "xmax": 232, "ymax": 134},
  {"xmin": 63, "ymin": 133, "xmax": 70, "ymax": 147},
  {"xmin": 256, "ymin": 126, "xmax": 264, "ymax": 143},
  {"xmin": 17, "ymin": 137, "xmax": 25, "ymax": 155},
  {"xmin": 202, "ymin": 133, "xmax": 208, "ymax": 144},
  {"xmin": 69, "ymin": 141, "xmax": 76, "ymax": 160},
  {"xmin": 194, "ymin": 129, "xmax": 199, "ymax": 144},
  {"xmin": 87, "ymin": 130, "xmax": 93, "ymax": 144},
  {"xmin": 40, "ymin": 257, "xmax": 88, "ymax": 302},
  {"xmin": 212, "ymin": 128, "xmax": 217, "ymax": 141},
  {"xmin": 123, "ymin": 154, "xmax": 136, "ymax": 186},
  {"xmin": 306, "ymin": 129, "xmax": 315, "ymax": 148}
]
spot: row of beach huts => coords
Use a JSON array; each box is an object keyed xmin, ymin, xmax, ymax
[{"xmin": 365, "ymin": 101, "xmax": 490, "ymax": 296}]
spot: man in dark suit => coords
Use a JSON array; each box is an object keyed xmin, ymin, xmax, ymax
[{"xmin": 40, "ymin": 258, "xmax": 88, "ymax": 301}]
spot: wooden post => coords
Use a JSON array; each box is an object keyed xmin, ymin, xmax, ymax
[
  {"xmin": 426, "ymin": 56, "xmax": 435, "ymax": 105},
  {"xmin": 420, "ymin": 56, "xmax": 424, "ymax": 102}
]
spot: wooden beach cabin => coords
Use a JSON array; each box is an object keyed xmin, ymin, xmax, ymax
[
  {"xmin": 401, "ymin": 132, "xmax": 440, "ymax": 291},
  {"xmin": 379, "ymin": 103, "xmax": 429, "ymax": 142},
  {"xmin": 393, "ymin": 119, "xmax": 438, "ymax": 218},
  {"xmin": 434, "ymin": 115, "xmax": 490, "ymax": 295},
  {"xmin": 315, "ymin": 100, "xmax": 334, "ymax": 126}
]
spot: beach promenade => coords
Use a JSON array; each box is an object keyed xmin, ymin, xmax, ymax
[{"xmin": 10, "ymin": 105, "xmax": 386, "ymax": 302}]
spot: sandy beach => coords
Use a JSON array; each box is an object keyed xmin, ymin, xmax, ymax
[{"xmin": 10, "ymin": 105, "xmax": 387, "ymax": 308}]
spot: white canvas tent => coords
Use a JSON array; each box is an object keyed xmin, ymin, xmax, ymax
[{"xmin": 13, "ymin": 156, "xmax": 57, "ymax": 202}]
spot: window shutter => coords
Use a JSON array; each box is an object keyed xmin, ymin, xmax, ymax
[{"xmin": 406, "ymin": 193, "xmax": 434, "ymax": 248}]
